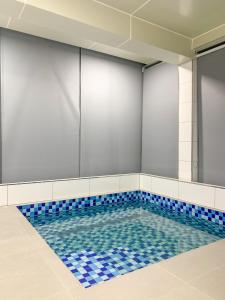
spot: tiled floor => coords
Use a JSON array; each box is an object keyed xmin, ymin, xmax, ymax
[{"xmin": 0, "ymin": 205, "xmax": 225, "ymax": 300}]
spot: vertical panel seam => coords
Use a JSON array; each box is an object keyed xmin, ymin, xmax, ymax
[
  {"xmin": 140, "ymin": 68, "xmax": 144, "ymax": 173},
  {"xmin": 78, "ymin": 47, "xmax": 82, "ymax": 178}
]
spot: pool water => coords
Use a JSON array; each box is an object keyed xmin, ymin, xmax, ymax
[{"xmin": 28, "ymin": 200, "xmax": 225, "ymax": 288}]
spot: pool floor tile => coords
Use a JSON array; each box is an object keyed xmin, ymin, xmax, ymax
[
  {"xmin": 0, "ymin": 206, "xmax": 224, "ymax": 300},
  {"xmin": 24, "ymin": 200, "xmax": 225, "ymax": 288}
]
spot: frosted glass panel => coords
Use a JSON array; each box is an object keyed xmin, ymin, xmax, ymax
[
  {"xmin": 142, "ymin": 63, "xmax": 179, "ymax": 178},
  {"xmin": 80, "ymin": 49, "xmax": 142, "ymax": 176},
  {"xmin": 1, "ymin": 29, "xmax": 80, "ymax": 183}
]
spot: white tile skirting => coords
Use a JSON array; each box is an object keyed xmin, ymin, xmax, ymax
[
  {"xmin": 1, "ymin": 173, "xmax": 225, "ymax": 213},
  {"xmin": 2, "ymin": 174, "xmax": 140, "ymax": 207},
  {"xmin": 140, "ymin": 174, "xmax": 224, "ymax": 212}
]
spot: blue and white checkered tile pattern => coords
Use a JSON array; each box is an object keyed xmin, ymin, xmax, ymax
[
  {"xmin": 18, "ymin": 191, "xmax": 140, "ymax": 218},
  {"xmin": 18, "ymin": 190, "xmax": 225, "ymax": 226},
  {"xmin": 17, "ymin": 189, "xmax": 225, "ymax": 289},
  {"xmin": 140, "ymin": 191, "xmax": 225, "ymax": 226},
  {"xmin": 61, "ymin": 247, "xmax": 172, "ymax": 288}
]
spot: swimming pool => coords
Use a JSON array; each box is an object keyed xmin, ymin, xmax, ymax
[{"xmin": 18, "ymin": 191, "xmax": 225, "ymax": 288}]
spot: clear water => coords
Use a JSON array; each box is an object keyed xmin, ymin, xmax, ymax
[{"xmin": 28, "ymin": 201, "xmax": 225, "ymax": 288}]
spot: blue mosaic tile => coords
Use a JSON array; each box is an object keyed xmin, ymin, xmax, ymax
[
  {"xmin": 18, "ymin": 190, "xmax": 140, "ymax": 218},
  {"xmin": 140, "ymin": 191, "xmax": 225, "ymax": 226},
  {"xmin": 18, "ymin": 190, "xmax": 225, "ymax": 227},
  {"xmin": 61, "ymin": 246, "xmax": 172, "ymax": 288},
  {"xmin": 17, "ymin": 189, "xmax": 225, "ymax": 288}
]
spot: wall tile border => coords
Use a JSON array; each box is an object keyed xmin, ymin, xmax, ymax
[
  {"xmin": 1, "ymin": 173, "xmax": 225, "ymax": 214},
  {"xmin": 140, "ymin": 174, "xmax": 224, "ymax": 213},
  {"xmin": 0, "ymin": 185, "xmax": 7, "ymax": 206},
  {"xmin": 4, "ymin": 174, "xmax": 140, "ymax": 206}
]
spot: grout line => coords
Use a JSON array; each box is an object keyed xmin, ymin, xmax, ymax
[
  {"xmin": 88, "ymin": 177, "xmax": 91, "ymax": 196},
  {"xmin": 89, "ymin": 42, "xmax": 97, "ymax": 49},
  {"xmin": 138, "ymin": 173, "xmax": 141, "ymax": 191},
  {"xmin": 18, "ymin": 2, "xmax": 27, "ymax": 19},
  {"xmin": 191, "ymin": 37, "xmax": 194, "ymax": 50},
  {"xmin": 91, "ymin": 0, "xmax": 130, "ymax": 16},
  {"xmin": 130, "ymin": 15, "xmax": 132, "ymax": 40},
  {"xmin": 131, "ymin": 0, "xmax": 152, "ymax": 15},
  {"xmin": 92, "ymin": 0, "xmax": 191, "ymax": 41},
  {"xmin": 6, "ymin": 17, "xmax": 12, "ymax": 29},
  {"xmin": 133, "ymin": 15, "xmax": 191, "ymax": 39},
  {"xmin": 193, "ymin": 23, "xmax": 225, "ymax": 42},
  {"xmin": 117, "ymin": 38, "xmax": 130, "ymax": 48},
  {"xmin": 51, "ymin": 181, "xmax": 54, "ymax": 201},
  {"xmin": 158, "ymin": 264, "xmax": 215, "ymax": 300},
  {"xmin": 6, "ymin": 184, "xmax": 8, "ymax": 205}
]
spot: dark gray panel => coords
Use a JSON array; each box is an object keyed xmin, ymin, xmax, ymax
[
  {"xmin": 80, "ymin": 49, "xmax": 142, "ymax": 177},
  {"xmin": 1, "ymin": 29, "xmax": 80, "ymax": 183},
  {"xmin": 198, "ymin": 48, "xmax": 225, "ymax": 186},
  {"xmin": 142, "ymin": 63, "xmax": 178, "ymax": 178}
]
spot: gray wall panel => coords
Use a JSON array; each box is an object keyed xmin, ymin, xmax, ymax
[
  {"xmin": 80, "ymin": 49, "xmax": 142, "ymax": 177},
  {"xmin": 142, "ymin": 63, "xmax": 178, "ymax": 178},
  {"xmin": 1, "ymin": 29, "xmax": 80, "ymax": 183},
  {"xmin": 198, "ymin": 48, "xmax": 225, "ymax": 186}
]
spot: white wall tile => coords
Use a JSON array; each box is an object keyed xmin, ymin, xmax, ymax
[
  {"xmin": 53, "ymin": 179, "xmax": 89, "ymax": 200},
  {"xmin": 178, "ymin": 61, "xmax": 192, "ymax": 84},
  {"xmin": 179, "ymin": 102, "xmax": 192, "ymax": 122},
  {"xmin": 119, "ymin": 174, "xmax": 139, "ymax": 192},
  {"xmin": 179, "ymin": 141, "xmax": 192, "ymax": 162},
  {"xmin": 179, "ymin": 182, "xmax": 215, "ymax": 208},
  {"xmin": 179, "ymin": 122, "xmax": 192, "ymax": 142},
  {"xmin": 8, "ymin": 182, "xmax": 52, "ymax": 205},
  {"xmin": 179, "ymin": 161, "xmax": 192, "ymax": 182},
  {"xmin": 140, "ymin": 174, "xmax": 151, "ymax": 192},
  {"xmin": 179, "ymin": 82, "xmax": 192, "ymax": 103},
  {"xmin": 151, "ymin": 177, "xmax": 179, "ymax": 199},
  {"xmin": 90, "ymin": 176, "xmax": 120, "ymax": 196},
  {"xmin": 215, "ymin": 188, "xmax": 225, "ymax": 211},
  {"xmin": 0, "ymin": 186, "xmax": 7, "ymax": 206}
]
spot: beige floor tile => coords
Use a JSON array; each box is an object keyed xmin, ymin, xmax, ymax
[
  {"xmin": 159, "ymin": 240, "xmax": 225, "ymax": 282},
  {"xmin": 191, "ymin": 265, "xmax": 225, "ymax": 300},
  {"xmin": 69, "ymin": 264, "xmax": 188, "ymax": 300},
  {"xmin": 0, "ymin": 206, "xmax": 35, "ymax": 240},
  {"xmin": 154, "ymin": 284, "xmax": 213, "ymax": 300},
  {"xmin": 0, "ymin": 234, "xmax": 46, "ymax": 259},
  {"xmin": 0, "ymin": 253, "xmax": 67, "ymax": 300},
  {"xmin": 44, "ymin": 290, "xmax": 76, "ymax": 300}
]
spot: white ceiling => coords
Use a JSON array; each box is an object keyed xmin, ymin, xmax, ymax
[
  {"xmin": 0, "ymin": 0, "xmax": 224, "ymax": 64},
  {"xmin": 95, "ymin": 0, "xmax": 148, "ymax": 14},
  {"xmin": 97, "ymin": 0, "xmax": 225, "ymax": 38}
]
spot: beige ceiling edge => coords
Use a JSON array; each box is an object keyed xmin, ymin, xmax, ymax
[
  {"xmin": 90, "ymin": 42, "xmax": 157, "ymax": 64},
  {"xmin": 12, "ymin": 0, "xmax": 193, "ymax": 64},
  {"xmin": 8, "ymin": 19, "xmax": 95, "ymax": 49},
  {"xmin": 192, "ymin": 23, "xmax": 225, "ymax": 51},
  {"xmin": 19, "ymin": 0, "xmax": 130, "ymax": 39}
]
